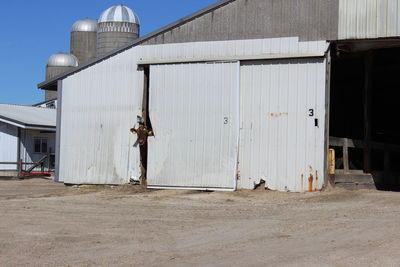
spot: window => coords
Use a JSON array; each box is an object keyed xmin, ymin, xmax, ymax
[{"xmin": 34, "ymin": 137, "xmax": 48, "ymax": 153}]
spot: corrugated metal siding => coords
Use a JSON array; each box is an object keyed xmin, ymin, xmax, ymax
[
  {"xmin": 147, "ymin": 62, "xmax": 239, "ymax": 189},
  {"xmin": 238, "ymin": 58, "xmax": 327, "ymax": 192},
  {"xmin": 140, "ymin": 37, "xmax": 328, "ymax": 63},
  {"xmin": 58, "ymin": 37, "xmax": 328, "ymax": 186},
  {"xmin": 0, "ymin": 122, "xmax": 18, "ymax": 170},
  {"xmin": 60, "ymin": 49, "xmax": 143, "ymax": 184},
  {"xmin": 339, "ymin": 0, "xmax": 400, "ymax": 40},
  {"xmin": 143, "ymin": 0, "xmax": 338, "ymax": 44}
]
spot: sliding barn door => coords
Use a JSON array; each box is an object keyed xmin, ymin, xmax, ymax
[
  {"xmin": 147, "ymin": 62, "xmax": 239, "ymax": 190},
  {"xmin": 239, "ymin": 58, "xmax": 327, "ymax": 192}
]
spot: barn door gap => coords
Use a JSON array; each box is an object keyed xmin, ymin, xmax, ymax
[{"xmin": 138, "ymin": 66, "xmax": 153, "ymax": 186}]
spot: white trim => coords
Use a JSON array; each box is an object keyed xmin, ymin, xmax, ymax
[
  {"xmin": 0, "ymin": 118, "xmax": 55, "ymax": 131},
  {"xmin": 25, "ymin": 126, "xmax": 55, "ymax": 131},
  {"xmin": 0, "ymin": 118, "xmax": 24, "ymax": 128},
  {"xmin": 234, "ymin": 61, "xmax": 240, "ymax": 191},
  {"xmin": 138, "ymin": 53, "xmax": 326, "ymax": 66}
]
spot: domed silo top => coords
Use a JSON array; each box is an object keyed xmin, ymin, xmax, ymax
[
  {"xmin": 71, "ymin": 19, "xmax": 98, "ymax": 32},
  {"xmin": 98, "ymin": 4, "xmax": 140, "ymax": 24},
  {"xmin": 47, "ymin": 53, "xmax": 79, "ymax": 67}
]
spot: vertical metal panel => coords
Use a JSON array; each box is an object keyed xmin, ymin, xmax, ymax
[
  {"xmin": 60, "ymin": 49, "xmax": 143, "ymax": 184},
  {"xmin": 339, "ymin": 0, "xmax": 400, "ymax": 39},
  {"xmin": 147, "ymin": 62, "xmax": 239, "ymax": 189},
  {"xmin": 238, "ymin": 58, "xmax": 327, "ymax": 192},
  {"xmin": 55, "ymin": 81, "xmax": 63, "ymax": 182},
  {"xmin": 0, "ymin": 122, "xmax": 18, "ymax": 170}
]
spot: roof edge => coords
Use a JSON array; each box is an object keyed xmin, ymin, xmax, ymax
[
  {"xmin": 38, "ymin": 0, "xmax": 236, "ymax": 89},
  {"xmin": 0, "ymin": 116, "xmax": 56, "ymax": 130}
]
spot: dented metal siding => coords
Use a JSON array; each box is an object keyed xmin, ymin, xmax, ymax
[
  {"xmin": 147, "ymin": 62, "xmax": 239, "ymax": 189},
  {"xmin": 57, "ymin": 37, "xmax": 328, "ymax": 188},
  {"xmin": 238, "ymin": 58, "xmax": 327, "ymax": 192},
  {"xmin": 60, "ymin": 49, "xmax": 143, "ymax": 184},
  {"xmin": 339, "ymin": 0, "xmax": 400, "ymax": 40}
]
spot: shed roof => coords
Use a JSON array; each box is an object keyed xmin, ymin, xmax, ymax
[
  {"xmin": 37, "ymin": 0, "xmax": 236, "ymax": 90},
  {"xmin": 0, "ymin": 104, "xmax": 56, "ymax": 130}
]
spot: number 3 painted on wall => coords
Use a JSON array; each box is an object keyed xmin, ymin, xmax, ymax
[{"xmin": 308, "ymin": 109, "xmax": 314, "ymax": 117}]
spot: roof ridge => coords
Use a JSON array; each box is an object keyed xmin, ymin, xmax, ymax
[{"xmin": 38, "ymin": 0, "xmax": 237, "ymax": 89}]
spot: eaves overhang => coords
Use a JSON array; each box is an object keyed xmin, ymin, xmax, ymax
[{"xmin": 0, "ymin": 116, "xmax": 56, "ymax": 131}]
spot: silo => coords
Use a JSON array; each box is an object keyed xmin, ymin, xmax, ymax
[
  {"xmin": 70, "ymin": 19, "xmax": 98, "ymax": 65},
  {"xmin": 96, "ymin": 4, "xmax": 140, "ymax": 57},
  {"xmin": 45, "ymin": 53, "xmax": 78, "ymax": 100}
]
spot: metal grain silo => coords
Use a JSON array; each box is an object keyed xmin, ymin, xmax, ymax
[
  {"xmin": 45, "ymin": 53, "xmax": 78, "ymax": 100},
  {"xmin": 70, "ymin": 19, "xmax": 98, "ymax": 65},
  {"xmin": 96, "ymin": 4, "xmax": 140, "ymax": 57}
]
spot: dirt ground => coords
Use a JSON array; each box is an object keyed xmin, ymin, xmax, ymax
[{"xmin": 1, "ymin": 179, "xmax": 400, "ymax": 267}]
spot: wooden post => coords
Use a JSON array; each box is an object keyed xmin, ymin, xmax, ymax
[
  {"xmin": 343, "ymin": 138, "xmax": 350, "ymax": 174},
  {"xmin": 47, "ymin": 148, "xmax": 51, "ymax": 171},
  {"xmin": 328, "ymin": 148, "xmax": 336, "ymax": 185},
  {"xmin": 328, "ymin": 149, "xmax": 336, "ymax": 175},
  {"xmin": 363, "ymin": 52, "xmax": 373, "ymax": 173},
  {"xmin": 17, "ymin": 159, "xmax": 22, "ymax": 177},
  {"xmin": 16, "ymin": 128, "xmax": 21, "ymax": 175},
  {"xmin": 384, "ymin": 145, "xmax": 391, "ymax": 185}
]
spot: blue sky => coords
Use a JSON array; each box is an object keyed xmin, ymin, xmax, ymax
[{"xmin": 0, "ymin": 0, "xmax": 218, "ymax": 104}]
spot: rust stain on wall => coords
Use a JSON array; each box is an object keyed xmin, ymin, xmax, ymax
[
  {"xmin": 270, "ymin": 112, "xmax": 288, "ymax": 118},
  {"xmin": 308, "ymin": 174, "xmax": 314, "ymax": 192},
  {"xmin": 308, "ymin": 166, "xmax": 314, "ymax": 192}
]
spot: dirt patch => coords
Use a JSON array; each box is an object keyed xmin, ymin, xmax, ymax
[{"xmin": 1, "ymin": 179, "xmax": 400, "ymax": 266}]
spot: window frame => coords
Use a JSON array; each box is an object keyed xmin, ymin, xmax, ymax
[{"xmin": 33, "ymin": 137, "xmax": 48, "ymax": 154}]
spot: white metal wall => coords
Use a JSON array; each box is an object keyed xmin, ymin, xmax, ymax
[
  {"xmin": 140, "ymin": 37, "xmax": 327, "ymax": 64},
  {"xmin": 147, "ymin": 62, "xmax": 239, "ymax": 190},
  {"xmin": 0, "ymin": 122, "xmax": 18, "ymax": 170},
  {"xmin": 60, "ymin": 49, "xmax": 143, "ymax": 184},
  {"xmin": 339, "ymin": 0, "xmax": 400, "ymax": 40},
  {"xmin": 238, "ymin": 58, "xmax": 327, "ymax": 192},
  {"xmin": 58, "ymin": 37, "xmax": 328, "ymax": 187}
]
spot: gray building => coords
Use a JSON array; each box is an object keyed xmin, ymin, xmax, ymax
[
  {"xmin": 39, "ymin": 0, "xmax": 400, "ymax": 191},
  {"xmin": 70, "ymin": 19, "xmax": 98, "ymax": 65},
  {"xmin": 45, "ymin": 52, "xmax": 78, "ymax": 100},
  {"xmin": 41, "ymin": 5, "xmax": 140, "ymax": 100},
  {"xmin": 96, "ymin": 4, "xmax": 140, "ymax": 57}
]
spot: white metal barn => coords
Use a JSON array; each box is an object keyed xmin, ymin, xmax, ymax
[
  {"xmin": 39, "ymin": 0, "xmax": 400, "ymax": 191},
  {"xmin": 0, "ymin": 104, "xmax": 56, "ymax": 176}
]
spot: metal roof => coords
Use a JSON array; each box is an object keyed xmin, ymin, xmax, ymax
[
  {"xmin": 47, "ymin": 52, "xmax": 79, "ymax": 67},
  {"xmin": 38, "ymin": 0, "xmax": 236, "ymax": 90},
  {"xmin": 99, "ymin": 4, "xmax": 140, "ymax": 24},
  {"xmin": 0, "ymin": 104, "xmax": 56, "ymax": 130},
  {"xmin": 71, "ymin": 19, "xmax": 98, "ymax": 32}
]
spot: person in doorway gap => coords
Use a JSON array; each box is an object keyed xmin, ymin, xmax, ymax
[
  {"xmin": 130, "ymin": 123, "xmax": 154, "ymax": 146},
  {"xmin": 130, "ymin": 122, "xmax": 153, "ymax": 186}
]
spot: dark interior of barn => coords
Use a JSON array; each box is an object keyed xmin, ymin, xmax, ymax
[{"xmin": 330, "ymin": 41, "xmax": 400, "ymax": 191}]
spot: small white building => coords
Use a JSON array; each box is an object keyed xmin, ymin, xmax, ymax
[{"xmin": 0, "ymin": 104, "xmax": 56, "ymax": 176}]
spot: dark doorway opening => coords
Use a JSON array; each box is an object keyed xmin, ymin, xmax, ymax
[
  {"xmin": 330, "ymin": 41, "xmax": 400, "ymax": 191},
  {"xmin": 138, "ymin": 66, "xmax": 152, "ymax": 186}
]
